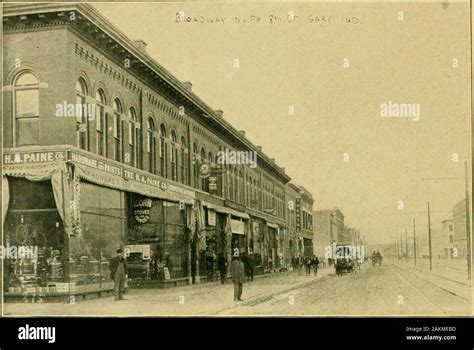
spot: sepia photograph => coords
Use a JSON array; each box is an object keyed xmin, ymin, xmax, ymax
[{"xmin": 1, "ymin": 0, "xmax": 472, "ymax": 326}]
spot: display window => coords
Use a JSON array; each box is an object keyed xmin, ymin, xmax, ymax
[
  {"xmin": 3, "ymin": 178, "xmax": 66, "ymax": 293},
  {"xmin": 200, "ymin": 211, "xmax": 226, "ymax": 280},
  {"xmin": 69, "ymin": 182, "xmax": 127, "ymax": 290},
  {"xmin": 128, "ymin": 194, "xmax": 188, "ymax": 280}
]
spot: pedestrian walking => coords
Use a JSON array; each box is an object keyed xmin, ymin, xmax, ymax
[
  {"xmin": 230, "ymin": 255, "xmax": 245, "ymax": 301},
  {"xmin": 110, "ymin": 248, "xmax": 128, "ymax": 301},
  {"xmin": 297, "ymin": 255, "xmax": 303, "ymax": 275},
  {"xmin": 246, "ymin": 252, "xmax": 255, "ymax": 281},
  {"xmin": 217, "ymin": 253, "xmax": 228, "ymax": 284},
  {"xmin": 313, "ymin": 255, "xmax": 320, "ymax": 276},
  {"xmin": 305, "ymin": 257, "xmax": 312, "ymax": 275}
]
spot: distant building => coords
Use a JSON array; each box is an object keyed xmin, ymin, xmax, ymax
[
  {"xmin": 284, "ymin": 183, "xmax": 314, "ymax": 261},
  {"xmin": 441, "ymin": 219, "xmax": 455, "ymax": 258},
  {"xmin": 313, "ymin": 207, "xmax": 344, "ymax": 256},
  {"xmin": 453, "ymin": 199, "xmax": 468, "ymax": 258}
]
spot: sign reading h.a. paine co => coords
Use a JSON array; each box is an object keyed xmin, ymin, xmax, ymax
[
  {"xmin": 3, "ymin": 151, "xmax": 65, "ymax": 164},
  {"xmin": 70, "ymin": 152, "xmax": 168, "ymax": 191}
]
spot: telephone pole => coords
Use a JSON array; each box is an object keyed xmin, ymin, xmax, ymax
[
  {"xmin": 464, "ymin": 161, "xmax": 471, "ymax": 280},
  {"xmin": 405, "ymin": 227, "xmax": 408, "ymax": 261},
  {"xmin": 400, "ymin": 233, "xmax": 403, "ymax": 260},
  {"xmin": 413, "ymin": 218, "xmax": 416, "ymax": 266},
  {"xmin": 428, "ymin": 202, "xmax": 432, "ymax": 270}
]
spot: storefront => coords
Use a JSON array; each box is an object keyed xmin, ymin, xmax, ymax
[
  {"xmin": 303, "ymin": 237, "xmax": 314, "ymax": 257},
  {"xmin": 200, "ymin": 200, "xmax": 249, "ymax": 281},
  {"xmin": 2, "ymin": 147, "xmax": 196, "ymax": 300}
]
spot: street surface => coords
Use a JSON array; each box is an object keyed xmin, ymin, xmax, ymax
[{"xmin": 4, "ymin": 259, "xmax": 471, "ymax": 316}]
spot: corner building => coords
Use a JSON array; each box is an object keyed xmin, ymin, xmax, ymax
[{"xmin": 2, "ymin": 4, "xmax": 314, "ymax": 300}]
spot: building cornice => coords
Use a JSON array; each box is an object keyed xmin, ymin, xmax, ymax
[{"xmin": 3, "ymin": 3, "xmax": 291, "ymax": 184}]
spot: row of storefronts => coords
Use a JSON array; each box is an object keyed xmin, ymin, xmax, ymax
[{"xmin": 2, "ymin": 146, "xmax": 311, "ymax": 299}]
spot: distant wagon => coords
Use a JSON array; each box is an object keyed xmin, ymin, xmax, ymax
[{"xmin": 371, "ymin": 252, "xmax": 383, "ymax": 266}]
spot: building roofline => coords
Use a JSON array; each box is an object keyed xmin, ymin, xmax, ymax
[{"xmin": 3, "ymin": 3, "xmax": 291, "ymax": 183}]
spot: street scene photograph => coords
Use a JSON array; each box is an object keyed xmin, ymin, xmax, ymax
[{"xmin": 1, "ymin": 1, "xmax": 472, "ymax": 319}]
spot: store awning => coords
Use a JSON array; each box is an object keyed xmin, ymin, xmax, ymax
[
  {"xmin": 231, "ymin": 219, "xmax": 245, "ymax": 235},
  {"xmin": 202, "ymin": 201, "xmax": 249, "ymax": 220},
  {"xmin": 267, "ymin": 222, "xmax": 279, "ymax": 229}
]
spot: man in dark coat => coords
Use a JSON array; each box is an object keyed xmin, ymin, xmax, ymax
[
  {"xmin": 305, "ymin": 257, "xmax": 312, "ymax": 275},
  {"xmin": 230, "ymin": 256, "xmax": 245, "ymax": 301},
  {"xmin": 109, "ymin": 248, "xmax": 128, "ymax": 301},
  {"xmin": 313, "ymin": 255, "xmax": 320, "ymax": 276},
  {"xmin": 246, "ymin": 253, "xmax": 255, "ymax": 281},
  {"xmin": 217, "ymin": 253, "xmax": 228, "ymax": 284}
]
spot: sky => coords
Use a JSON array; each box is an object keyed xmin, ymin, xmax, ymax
[{"xmin": 93, "ymin": 2, "xmax": 471, "ymax": 245}]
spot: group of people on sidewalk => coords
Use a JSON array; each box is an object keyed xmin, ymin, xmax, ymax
[
  {"xmin": 292, "ymin": 255, "xmax": 320, "ymax": 276},
  {"xmin": 217, "ymin": 252, "xmax": 256, "ymax": 302},
  {"xmin": 110, "ymin": 248, "xmax": 322, "ymax": 303}
]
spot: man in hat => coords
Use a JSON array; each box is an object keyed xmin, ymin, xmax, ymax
[
  {"xmin": 230, "ymin": 255, "xmax": 245, "ymax": 302},
  {"xmin": 217, "ymin": 253, "xmax": 228, "ymax": 284},
  {"xmin": 110, "ymin": 248, "xmax": 128, "ymax": 301}
]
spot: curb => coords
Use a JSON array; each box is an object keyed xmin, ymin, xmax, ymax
[{"xmin": 205, "ymin": 270, "xmax": 334, "ymax": 315}]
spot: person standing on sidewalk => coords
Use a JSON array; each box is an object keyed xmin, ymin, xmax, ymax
[
  {"xmin": 305, "ymin": 257, "xmax": 312, "ymax": 275},
  {"xmin": 230, "ymin": 255, "xmax": 245, "ymax": 301},
  {"xmin": 313, "ymin": 255, "xmax": 320, "ymax": 276},
  {"xmin": 110, "ymin": 248, "xmax": 128, "ymax": 301},
  {"xmin": 217, "ymin": 253, "xmax": 228, "ymax": 284},
  {"xmin": 246, "ymin": 252, "xmax": 255, "ymax": 281}
]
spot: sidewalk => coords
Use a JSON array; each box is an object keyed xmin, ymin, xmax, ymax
[{"xmin": 3, "ymin": 267, "xmax": 334, "ymax": 316}]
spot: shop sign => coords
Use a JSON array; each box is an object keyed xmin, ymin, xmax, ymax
[
  {"xmin": 210, "ymin": 165, "xmax": 226, "ymax": 174},
  {"xmin": 199, "ymin": 163, "xmax": 211, "ymax": 178},
  {"xmin": 295, "ymin": 198, "xmax": 301, "ymax": 232},
  {"xmin": 3, "ymin": 150, "xmax": 65, "ymax": 164},
  {"xmin": 125, "ymin": 244, "xmax": 151, "ymax": 260},
  {"xmin": 133, "ymin": 198, "xmax": 152, "ymax": 224},
  {"xmin": 225, "ymin": 199, "xmax": 246, "ymax": 213},
  {"xmin": 231, "ymin": 219, "xmax": 245, "ymax": 235},
  {"xmin": 209, "ymin": 176, "xmax": 217, "ymax": 194},
  {"xmin": 163, "ymin": 267, "xmax": 171, "ymax": 280},
  {"xmin": 71, "ymin": 152, "xmax": 168, "ymax": 190},
  {"xmin": 207, "ymin": 209, "xmax": 216, "ymax": 226}
]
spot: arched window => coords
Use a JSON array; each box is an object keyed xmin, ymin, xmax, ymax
[
  {"xmin": 76, "ymin": 78, "xmax": 88, "ymax": 150},
  {"xmin": 128, "ymin": 108, "xmax": 137, "ymax": 167},
  {"xmin": 180, "ymin": 136, "xmax": 187, "ymax": 185},
  {"xmin": 95, "ymin": 89, "xmax": 107, "ymax": 156},
  {"xmin": 147, "ymin": 117, "xmax": 156, "ymax": 174},
  {"xmin": 159, "ymin": 124, "xmax": 167, "ymax": 178},
  {"xmin": 14, "ymin": 72, "xmax": 39, "ymax": 146},
  {"xmin": 239, "ymin": 169, "xmax": 244, "ymax": 204},
  {"xmin": 200, "ymin": 147, "xmax": 207, "ymax": 191},
  {"xmin": 193, "ymin": 143, "xmax": 199, "ymax": 188},
  {"xmin": 170, "ymin": 130, "xmax": 178, "ymax": 181},
  {"xmin": 113, "ymin": 99, "xmax": 123, "ymax": 162},
  {"xmin": 229, "ymin": 165, "xmax": 234, "ymax": 200},
  {"xmin": 215, "ymin": 153, "xmax": 222, "ymax": 196},
  {"xmin": 234, "ymin": 168, "xmax": 238, "ymax": 201}
]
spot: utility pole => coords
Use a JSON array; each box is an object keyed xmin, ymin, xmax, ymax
[
  {"xmin": 400, "ymin": 233, "xmax": 403, "ymax": 260},
  {"xmin": 428, "ymin": 202, "xmax": 432, "ymax": 270},
  {"xmin": 405, "ymin": 227, "xmax": 408, "ymax": 262},
  {"xmin": 464, "ymin": 161, "xmax": 471, "ymax": 280},
  {"xmin": 413, "ymin": 218, "xmax": 416, "ymax": 266},
  {"xmin": 396, "ymin": 234, "xmax": 399, "ymax": 259}
]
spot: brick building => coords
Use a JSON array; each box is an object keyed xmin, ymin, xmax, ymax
[{"xmin": 2, "ymin": 3, "xmax": 314, "ymax": 299}]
